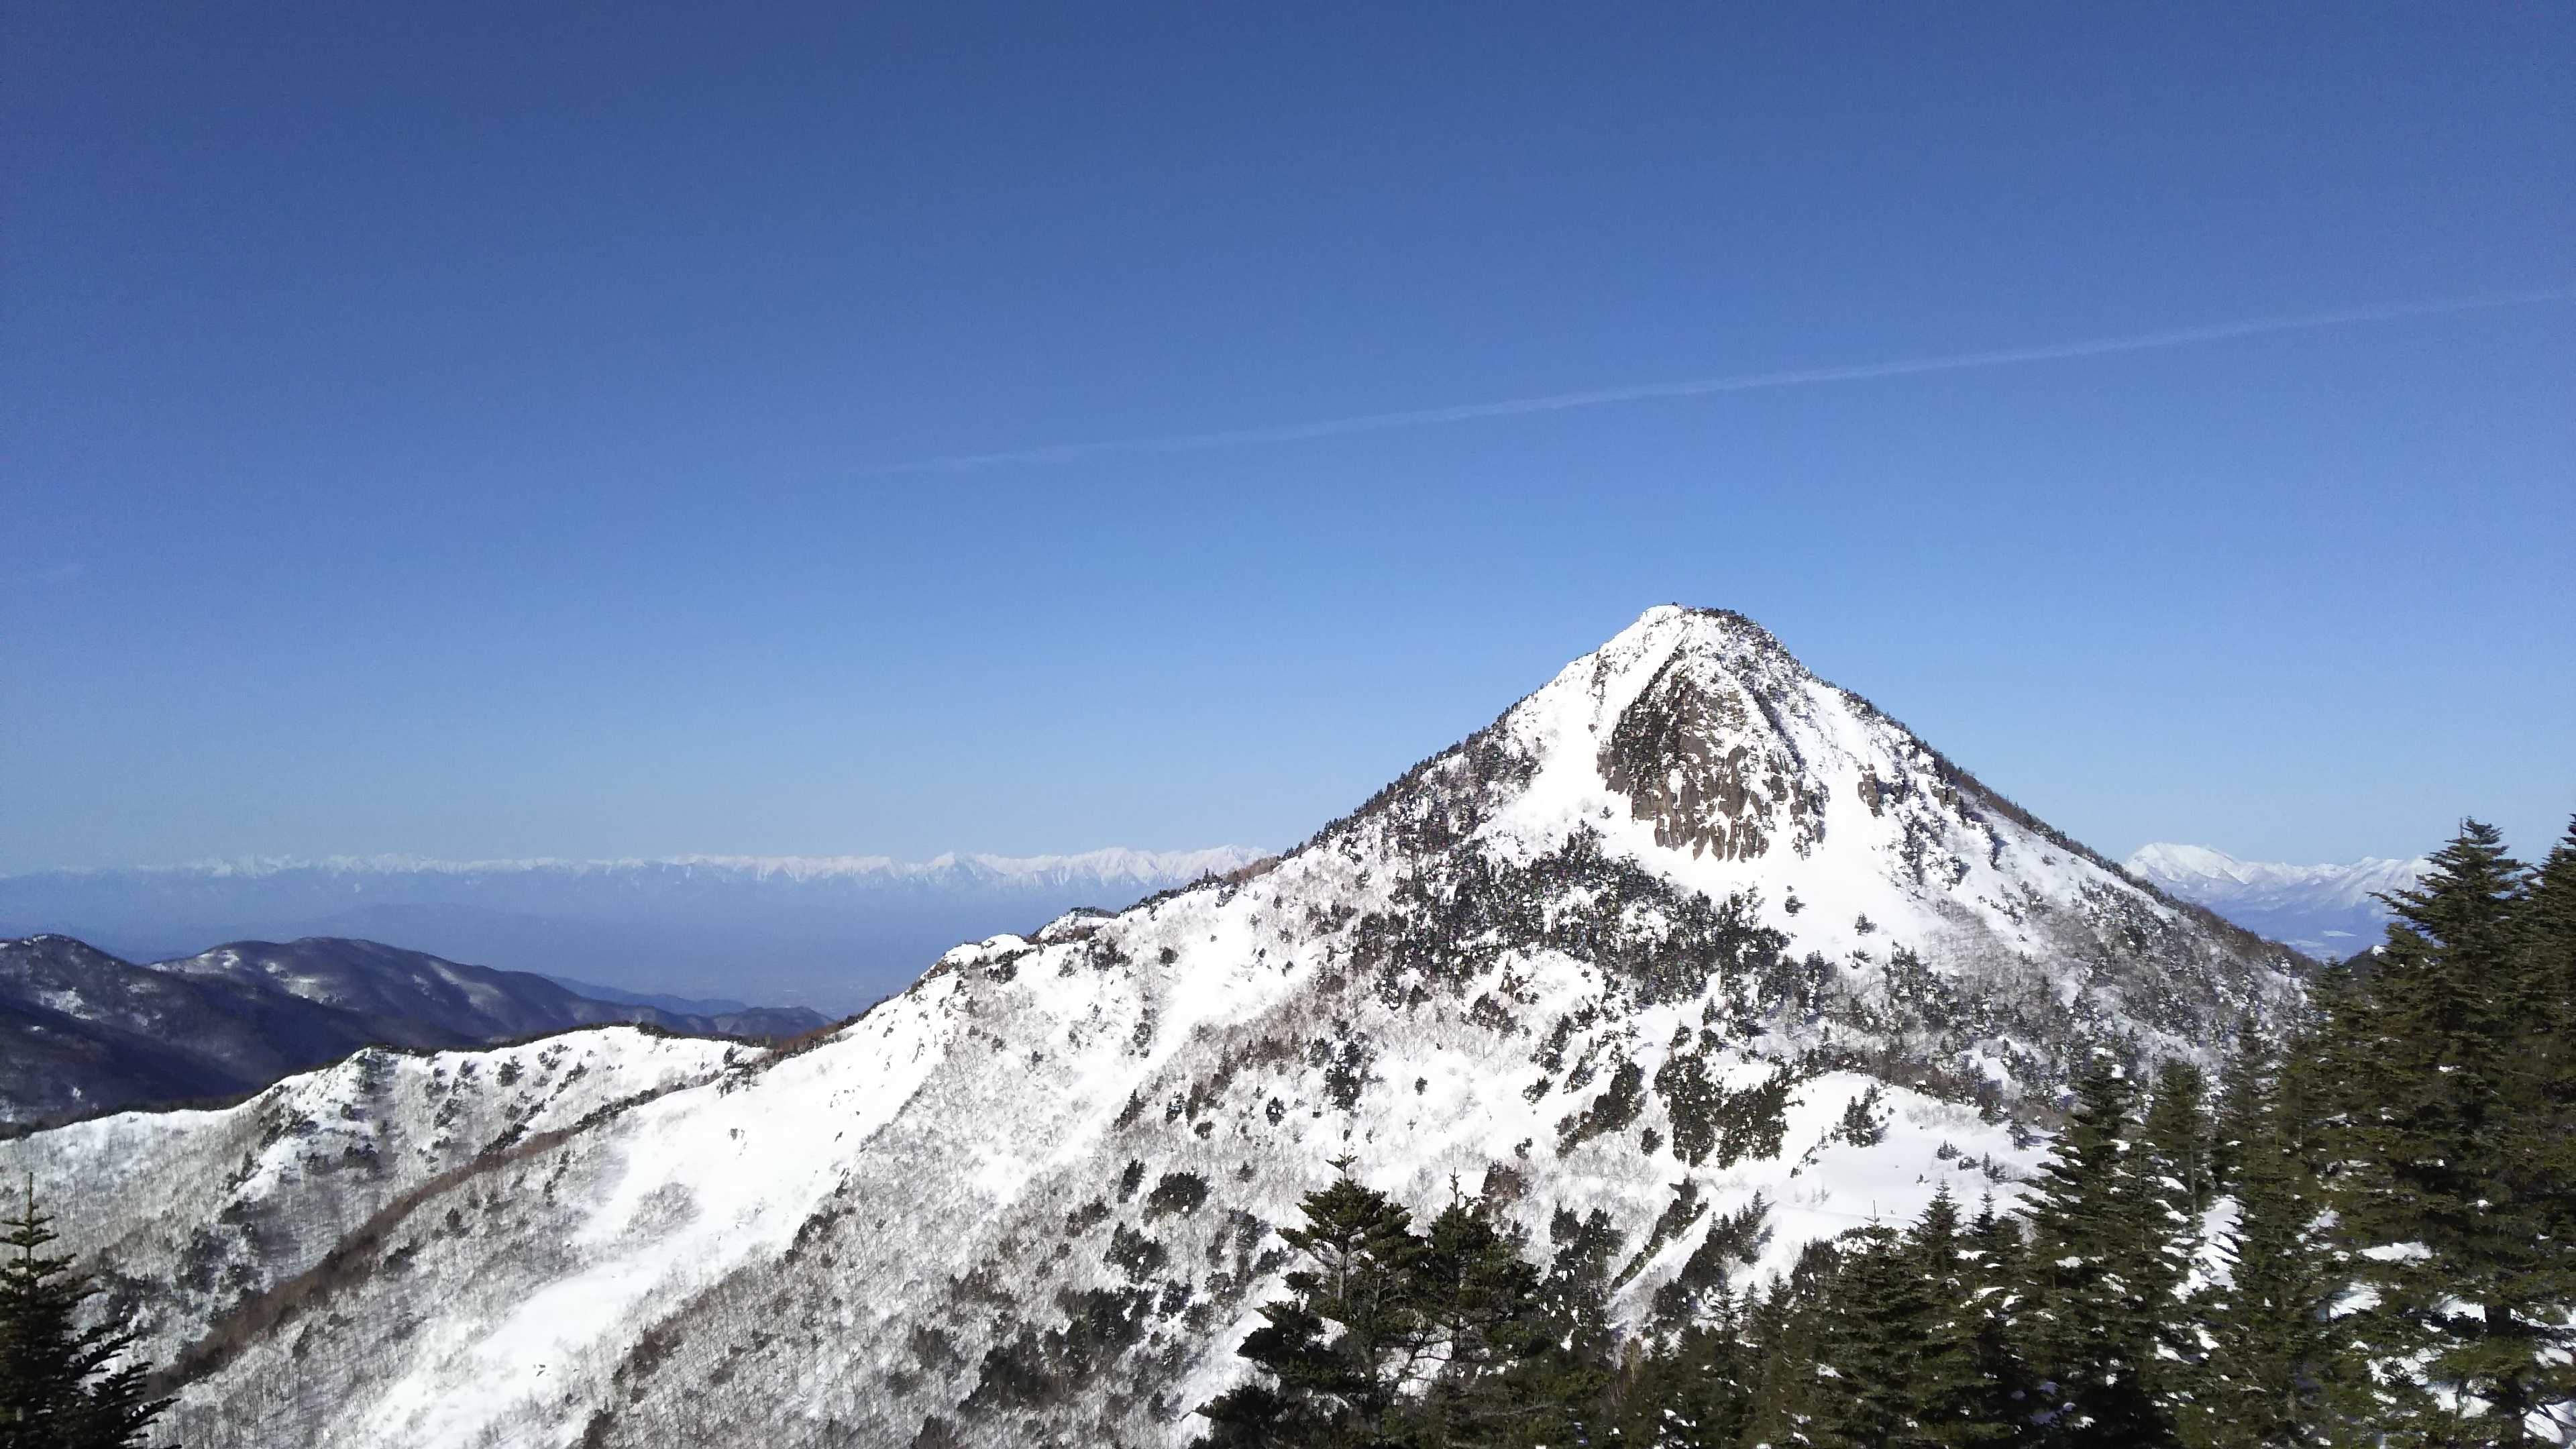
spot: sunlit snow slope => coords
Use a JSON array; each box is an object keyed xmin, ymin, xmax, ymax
[{"xmin": 1, "ymin": 606, "xmax": 2300, "ymax": 1449}]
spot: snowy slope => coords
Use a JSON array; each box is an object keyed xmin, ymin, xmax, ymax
[
  {"xmin": 2127, "ymin": 842, "xmax": 2429, "ymax": 958},
  {"xmin": 1, "ymin": 607, "xmax": 2298, "ymax": 1449},
  {"xmin": 0, "ymin": 1027, "xmax": 745, "ymax": 1377}
]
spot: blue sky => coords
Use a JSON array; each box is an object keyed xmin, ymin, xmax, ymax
[{"xmin": 4, "ymin": 3, "xmax": 2570, "ymax": 874}]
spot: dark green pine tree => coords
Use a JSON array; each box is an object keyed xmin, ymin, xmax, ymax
[
  {"xmin": 1965, "ymin": 1186, "xmax": 2039, "ymax": 1437},
  {"xmin": 1739, "ymin": 1240, "xmax": 1846, "ymax": 1449},
  {"xmin": 1516, "ymin": 1205, "xmax": 1623, "ymax": 1441},
  {"xmin": 2208, "ymin": 1021, "xmax": 2273, "ymax": 1196},
  {"xmin": 0, "ymin": 1177, "xmax": 174, "ymax": 1449},
  {"xmin": 1403, "ymin": 1194, "xmax": 1556, "ymax": 1448},
  {"xmin": 2180, "ymin": 1029, "xmax": 2346, "ymax": 1449},
  {"xmin": 2136, "ymin": 1059, "xmax": 2215, "ymax": 1417},
  {"xmin": 2141, "ymin": 1061, "xmax": 2216, "ymax": 1236},
  {"xmin": 2495, "ymin": 816, "xmax": 2576, "ymax": 1440},
  {"xmin": 1904, "ymin": 1185, "xmax": 2022, "ymax": 1446},
  {"xmin": 1968, "ymin": 1191, "xmax": 2026, "ymax": 1304},
  {"xmin": 2320, "ymin": 820, "xmax": 2558, "ymax": 1444},
  {"xmin": 1615, "ymin": 1293, "xmax": 1758, "ymax": 1449},
  {"xmin": 2017, "ymin": 1059, "xmax": 2176, "ymax": 1448},
  {"xmin": 2523, "ymin": 816, "xmax": 2576, "ymax": 1097},
  {"xmin": 1194, "ymin": 1163, "xmax": 1430, "ymax": 1448},
  {"xmin": 1804, "ymin": 1220, "xmax": 1927, "ymax": 1449}
]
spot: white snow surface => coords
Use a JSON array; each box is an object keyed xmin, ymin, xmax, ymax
[{"xmin": 1, "ymin": 606, "xmax": 2298, "ymax": 1449}]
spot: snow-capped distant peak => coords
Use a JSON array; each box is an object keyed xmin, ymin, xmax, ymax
[
  {"xmin": 2126, "ymin": 843, "xmax": 2428, "ymax": 903},
  {"xmin": 2127, "ymin": 843, "xmax": 2431, "ymax": 959},
  {"xmin": 2128, "ymin": 842, "xmax": 2253, "ymax": 882}
]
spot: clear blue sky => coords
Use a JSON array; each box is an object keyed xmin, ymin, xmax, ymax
[{"xmin": 5, "ymin": 3, "xmax": 2570, "ymax": 874}]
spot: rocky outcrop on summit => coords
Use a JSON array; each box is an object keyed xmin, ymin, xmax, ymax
[
  {"xmin": 1, "ymin": 606, "xmax": 2298, "ymax": 1449},
  {"xmin": 1597, "ymin": 645, "xmax": 1829, "ymax": 862}
]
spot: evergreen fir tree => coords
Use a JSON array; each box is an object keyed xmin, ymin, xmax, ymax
[
  {"xmin": 1617, "ymin": 1297, "xmax": 1757, "ymax": 1449},
  {"xmin": 2141, "ymin": 1061, "xmax": 2216, "ymax": 1235},
  {"xmin": 1405, "ymin": 1193, "xmax": 1555, "ymax": 1447},
  {"xmin": 1515, "ymin": 1205, "xmax": 1623, "ymax": 1444},
  {"xmin": 2523, "ymin": 816, "xmax": 2576, "ymax": 1079},
  {"xmin": 1805, "ymin": 1220, "xmax": 1925, "ymax": 1448},
  {"xmin": 1904, "ymin": 1185, "xmax": 2021, "ymax": 1445},
  {"xmin": 1964, "ymin": 1186, "xmax": 2037, "ymax": 1436},
  {"xmin": 2496, "ymin": 815, "xmax": 2576, "ymax": 1441},
  {"xmin": 0, "ymin": 1176, "xmax": 173, "ymax": 1449},
  {"xmin": 1195, "ymin": 1161, "xmax": 1430, "ymax": 1447},
  {"xmin": 2182, "ymin": 1030, "xmax": 2345, "ymax": 1449},
  {"xmin": 1739, "ymin": 1240, "xmax": 1845, "ymax": 1449},
  {"xmin": 2321, "ymin": 820, "xmax": 2555, "ymax": 1444},
  {"xmin": 2017, "ymin": 1059, "xmax": 2176, "ymax": 1448},
  {"xmin": 2137, "ymin": 1059, "xmax": 2215, "ymax": 1415},
  {"xmin": 2209, "ymin": 1020, "xmax": 2273, "ymax": 1194},
  {"xmin": 1968, "ymin": 1191, "xmax": 2025, "ymax": 1300}
]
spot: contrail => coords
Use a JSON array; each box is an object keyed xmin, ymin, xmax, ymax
[{"xmin": 867, "ymin": 287, "xmax": 2576, "ymax": 474}]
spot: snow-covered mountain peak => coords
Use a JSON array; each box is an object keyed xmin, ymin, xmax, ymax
[
  {"xmin": 1503, "ymin": 605, "xmax": 1843, "ymax": 863},
  {"xmin": 1, "ymin": 608, "xmax": 2303, "ymax": 1449},
  {"xmin": 1327, "ymin": 605, "xmax": 2198, "ymax": 979},
  {"xmin": 2128, "ymin": 842, "xmax": 2247, "ymax": 881}
]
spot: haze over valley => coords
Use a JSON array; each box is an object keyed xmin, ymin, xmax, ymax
[{"xmin": 0, "ymin": 848, "xmax": 1269, "ymax": 1014}]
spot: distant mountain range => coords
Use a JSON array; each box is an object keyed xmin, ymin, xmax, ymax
[
  {"xmin": 0, "ymin": 933, "xmax": 828, "ymax": 1127},
  {"xmin": 2125, "ymin": 843, "xmax": 2430, "ymax": 959},
  {"xmin": 0, "ymin": 847, "xmax": 1269, "ymax": 1011}
]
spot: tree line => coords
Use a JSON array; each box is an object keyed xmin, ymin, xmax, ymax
[{"xmin": 1196, "ymin": 817, "xmax": 2576, "ymax": 1448}]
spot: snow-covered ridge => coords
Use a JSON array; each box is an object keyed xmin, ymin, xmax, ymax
[
  {"xmin": 10, "ymin": 845, "xmax": 1272, "ymax": 886},
  {"xmin": 2127, "ymin": 843, "xmax": 2428, "ymax": 957},
  {"xmin": 2127, "ymin": 843, "xmax": 2428, "ymax": 908}
]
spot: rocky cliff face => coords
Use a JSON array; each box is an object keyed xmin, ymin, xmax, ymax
[{"xmin": 1, "ymin": 606, "xmax": 2299, "ymax": 1449}]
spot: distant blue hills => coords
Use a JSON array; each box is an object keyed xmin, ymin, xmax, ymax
[
  {"xmin": 0, "ymin": 848, "xmax": 1269, "ymax": 1012},
  {"xmin": 0, "ymin": 932, "xmax": 830, "ymax": 1128}
]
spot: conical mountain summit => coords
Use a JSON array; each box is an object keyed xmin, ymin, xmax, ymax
[{"xmin": 1, "ymin": 606, "xmax": 2299, "ymax": 1448}]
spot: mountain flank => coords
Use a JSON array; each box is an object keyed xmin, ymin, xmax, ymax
[{"xmin": 0, "ymin": 606, "xmax": 2301, "ymax": 1447}]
